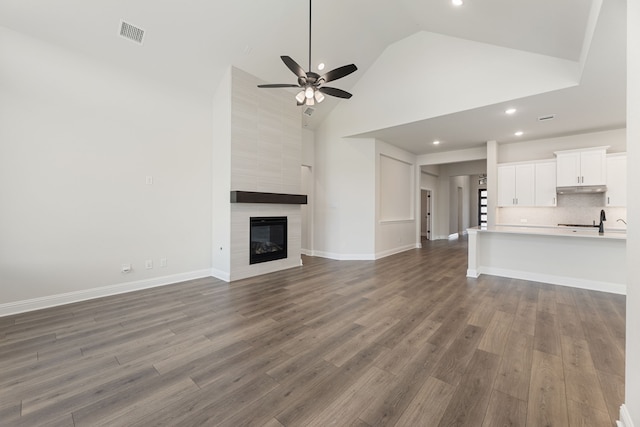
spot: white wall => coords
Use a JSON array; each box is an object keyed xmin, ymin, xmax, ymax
[
  {"xmin": 301, "ymin": 129, "xmax": 314, "ymax": 254},
  {"xmin": 0, "ymin": 27, "xmax": 213, "ymax": 311},
  {"xmin": 211, "ymin": 68, "xmax": 232, "ymax": 279},
  {"xmin": 498, "ymin": 128, "xmax": 626, "ymax": 163},
  {"xmin": 375, "ymin": 140, "xmax": 418, "ymax": 257},
  {"xmin": 302, "ymin": 128, "xmax": 315, "ymax": 167},
  {"xmin": 313, "ymin": 115, "xmax": 376, "ymax": 259},
  {"xmin": 625, "ymin": 0, "xmax": 640, "ymax": 424},
  {"xmin": 331, "ymin": 31, "xmax": 581, "ymax": 137}
]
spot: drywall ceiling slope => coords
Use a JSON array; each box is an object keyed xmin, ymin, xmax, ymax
[
  {"xmin": 334, "ymin": 31, "xmax": 581, "ymax": 139},
  {"xmin": 350, "ymin": 0, "xmax": 625, "ymax": 156}
]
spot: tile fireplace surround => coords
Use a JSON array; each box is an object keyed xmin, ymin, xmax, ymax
[{"xmin": 212, "ymin": 67, "xmax": 304, "ymax": 282}]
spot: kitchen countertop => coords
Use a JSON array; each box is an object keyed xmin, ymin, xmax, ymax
[{"xmin": 468, "ymin": 224, "xmax": 627, "ymax": 240}]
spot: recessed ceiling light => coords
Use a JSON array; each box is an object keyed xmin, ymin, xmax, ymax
[
  {"xmin": 452, "ymin": 0, "xmax": 463, "ymax": 6},
  {"xmin": 317, "ymin": 63, "xmax": 325, "ymax": 71},
  {"xmin": 433, "ymin": 140, "xmax": 440, "ymax": 145},
  {"xmin": 514, "ymin": 131, "xmax": 524, "ymax": 136},
  {"xmin": 505, "ymin": 108, "xmax": 517, "ymax": 115}
]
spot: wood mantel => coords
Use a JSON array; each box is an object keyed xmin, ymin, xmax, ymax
[{"xmin": 230, "ymin": 191, "xmax": 307, "ymax": 205}]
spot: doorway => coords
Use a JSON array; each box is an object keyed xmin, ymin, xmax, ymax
[
  {"xmin": 478, "ymin": 189, "xmax": 488, "ymax": 227},
  {"xmin": 421, "ymin": 189, "xmax": 432, "ymax": 240}
]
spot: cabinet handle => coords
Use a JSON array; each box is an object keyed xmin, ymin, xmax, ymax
[
  {"xmin": 577, "ymin": 176, "xmax": 580, "ymax": 183},
  {"xmin": 608, "ymin": 197, "xmax": 610, "ymax": 204},
  {"xmin": 553, "ymin": 197, "xmax": 556, "ymax": 205}
]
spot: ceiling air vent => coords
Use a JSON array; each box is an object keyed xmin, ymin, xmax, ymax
[
  {"xmin": 538, "ymin": 114, "xmax": 556, "ymax": 122},
  {"xmin": 119, "ymin": 20, "xmax": 145, "ymax": 44},
  {"xmin": 303, "ymin": 107, "xmax": 315, "ymax": 117}
]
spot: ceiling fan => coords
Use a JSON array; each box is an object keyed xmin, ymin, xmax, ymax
[{"xmin": 257, "ymin": 0, "xmax": 357, "ymax": 106}]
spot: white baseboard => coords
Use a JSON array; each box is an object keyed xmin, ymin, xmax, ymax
[
  {"xmin": 0, "ymin": 269, "xmax": 213, "ymax": 317},
  {"xmin": 312, "ymin": 250, "xmax": 376, "ymax": 261},
  {"xmin": 375, "ymin": 243, "xmax": 419, "ymax": 260},
  {"xmin": 618, "ymin": 404, "xmax": 635, "ymax": 427},
  {"xmin": 301, "ymin": 249, "xmax": 313, "ymax": 256},
  {"xmin": 466, "ymin": 269, "xmax": 480, "ymax": 278},
  {"xmin": 210, "ymin": 268, "xmax": 230, "ymax": 283},
  {"xmin": 478, "ymin": 266, "xmax": 626, "ymax": 295}
]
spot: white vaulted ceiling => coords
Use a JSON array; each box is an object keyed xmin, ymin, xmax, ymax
[{"xmin": 0, "ymin": 0, "xmax": 626, "ymax": 154}]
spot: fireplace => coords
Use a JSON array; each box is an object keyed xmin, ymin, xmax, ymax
[{"xmin": 249, "ymin": 216, "xmax": 287, "ymax": 265}]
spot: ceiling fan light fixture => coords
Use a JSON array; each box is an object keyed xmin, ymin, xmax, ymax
[
  {"xmin": 257, "ymin": 0, "xmax": 357, "ymax": 105},
  {"xmin": 452, "ymin": 0, "xmax": 463, "ymax": 6},
  {"xmin": 305, "ymin": 86, "xmax": 315, "ymax": 99}
]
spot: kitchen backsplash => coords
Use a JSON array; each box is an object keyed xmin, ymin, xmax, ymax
[{"xmin": 497, "ymin": 193, "xmax": 628, "ymax": 230}]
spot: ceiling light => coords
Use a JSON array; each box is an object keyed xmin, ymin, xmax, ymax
[
  {"xmin": 514, "ymin": 131, "xmax": 524, "ymax": 136},
  {"xmin": 314, "ymin": 90, "xmax": 325, "ymax": 103},
  {"xmin": 452, "ymin": 0, "xmax": 463, "ymax": 6},
  {"xmin": 433, "ymin": 140, "xmax": 440, "ymax": 145},
  {"xmin": 318, "ymin": 63, "xmax": 325, "ymax": 71},
  {"xmin": 295, "ymin": 91, "xmax": 306, "ymax": 104},
  {"xmin": 505, "ymin": 108, "xmax": 517, "ymax": 115}
]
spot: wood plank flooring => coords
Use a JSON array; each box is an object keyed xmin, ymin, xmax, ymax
[{"xmin": 0, "ymin": 237, "xmax": 625, "ymax": 426}]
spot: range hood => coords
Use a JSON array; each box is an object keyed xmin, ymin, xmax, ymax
[{"xmin": 556, "ymin": 185, "xmax": 607, "ymax": 194}]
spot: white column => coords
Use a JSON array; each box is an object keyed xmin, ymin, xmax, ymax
[
  {"xmin": 486, "ymin": 140, "xmax": 498, "ymax": 227},
  {"xmin": 466, "ymin": 228, "xmax": 479, "ymax": 277}
]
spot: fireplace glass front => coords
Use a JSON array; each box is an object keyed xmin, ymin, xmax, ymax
[{"xmin": 249, "ymin": 217, "xmax": 287, "ymax": 264}]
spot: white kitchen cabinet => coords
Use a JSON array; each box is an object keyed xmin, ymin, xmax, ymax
[
  {"xmin": 606, "ymin": 153, "xmax": 627, "ymax": 206},
  {"xmin": 497, "ymin": 163, "xmax": 535, "ymax": 207},
  {"xmin": 535, "ymin": 161, "xmax": 557, "ymax": 206},
  {"xmin": 555, "ymin": 147, "xmax": 607, "ymax": 187}
]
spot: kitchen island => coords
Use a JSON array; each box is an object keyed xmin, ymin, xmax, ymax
[{"xmin": 467, "ymin": 225, "xmax": 627, "ymax": 294}]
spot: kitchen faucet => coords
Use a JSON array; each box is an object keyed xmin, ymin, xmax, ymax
[{"xmin": 598, "ymin": 209, "xmax": 606, "ymax": 234}]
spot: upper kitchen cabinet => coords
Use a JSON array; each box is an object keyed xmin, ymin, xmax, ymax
[
  {"xmin": 497, "ymin": 163, "xmax": 535, "ymax": 207},
  {"xmin": 535, "ymin": 161, "xmax": 557, "ymax": 206},
  {"xmin": 555, "ymin": 147, "xmax": 608, "ymax": 187},
  {"xmin": 606, "ymin": 153, "xmax": 627, "ymax": 206}
]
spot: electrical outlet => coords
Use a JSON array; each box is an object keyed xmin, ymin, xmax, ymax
[
  {"xmin": 145, "ymin": 259, "xmax": 153, "ymax": 269},
  {"xmin": 160, "ymin": 258, "xmax": 167, "ymax": 268},
  {"xmin": 121, "ymin": 263, "xmax": 131, "ymax": 273}
]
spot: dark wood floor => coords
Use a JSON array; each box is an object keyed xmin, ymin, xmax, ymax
[{"xmin": 0, "ymin": 238, "xmax": 625, "ymax": 426}]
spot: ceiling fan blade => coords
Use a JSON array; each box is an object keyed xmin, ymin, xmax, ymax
[
  {"xmin": 281, "ymin": 56, "xmax": 306, "ymax": 79},
  {"xmin": 319, "ymin": 86, "xmax": 352, "ymax": 99},
  {"xmin": 320, "ymin": 64, "xmax": 357, "ymax": 83},
  {"xmin": 257, "ymin": 84, "xmax": 301, "ymax": 88}
]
